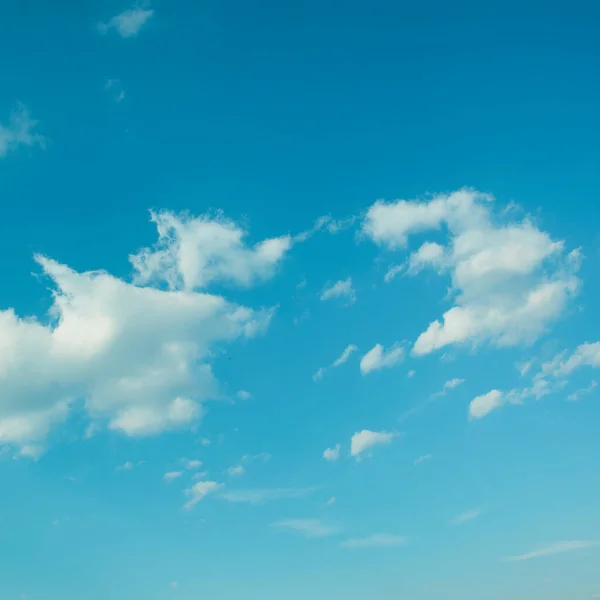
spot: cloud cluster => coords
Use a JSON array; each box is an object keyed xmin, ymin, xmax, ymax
[
  {"xmin": 0, "ymin": 214, "xmax": 277, "ymax": 456},
  {"xmin": 98, "ymin": 5, "xmax": 154, "ymax": 38},
  {"xmin": 362, "ymin": 189, "xmax": 581, "ymax": 356},
  {"xmin": 0, "ymin": 105, "xmax": 44, "ymax": 158}
]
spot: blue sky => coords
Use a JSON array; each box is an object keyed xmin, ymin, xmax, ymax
[{"xmin": 1, "ymin": 2, "xmax": 600, "ymax": 599}]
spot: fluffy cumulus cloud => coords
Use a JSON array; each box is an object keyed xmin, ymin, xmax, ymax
[
  {"xmin": 362, "ymin": 189, "xmax": 581, "ymax": 356},
  {"xmin": 469, "ymin": 390, "xmax": 504, "ymax": 420},
  {"xmin": 130, "ymin": 210, "xmax": 292, "ymax": 290},
  {"xmin": 359, "ymin": 343, "xmax": 404, "ymax": 375},
  {"xmin": 323, "ymin": 444, "xmax": 341, "ymax": 461},
  {"xmin": 0, "ymin": 104, "xmax": 44, "ymax": 158},
  {"xmin": 0, "ymin": 214, "xmax": 276, "ymax": 456},
  {"xmin": 350, "ymin": 430, "xmax": 395, "ymax": 459},
  {"xmin": 98, "ymin": 4, "xmax": 155, "ymax": 38}
]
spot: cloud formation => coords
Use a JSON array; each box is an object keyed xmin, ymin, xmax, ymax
[
  {"xmin": 271, "ymin": 519, "xmax": 341, "ymax": 538},
  {"xmin": 320, "ymin": 277, "xmax": 356, "ymax": 304},
  {"xmin": 350, "ymin": 430, "xmax": 395, "ymax": 459},
  {"xmin": 98, "ymin": 5, "xmax": 154, "ymax": 38},
  {"xmin": 323, "ymin": 444, "xmax": 341, "ymax": 461},
  {"xmin": 0, "ymin": 104, "xmax": 44, "ymax": 158},
  {"xmin": 505, "ymin": 540, "xmax": 597, "ymax": 562},
  {"xmin": 359, "ymin": 343, "xmax": 404, "ymax": 375},
  {"xmin": 362, "ymin": 189, "xmax": 581, "ymax": 356},
  {"xmin": 341, "ymin": 533, "xmax": 406, "ymax": 549}
]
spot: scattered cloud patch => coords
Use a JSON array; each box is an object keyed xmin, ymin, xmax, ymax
[
  {"xmin": 350, "ymin": 430, "xmax": 395, "ymax": 459},
  {"xmin": 227, "ymin": 465, "xmax": 245, "ymax": 477},
  {"xmin": 236, "ymin": 390, "xmax": 252, "ymax": 400},
  {"xmin": 220, "ymin": 487, "xmax": 314, "ymax": 504},
  {"xmin": 362, "ymin": 189, "xmax": 581, "ymax": 356},
  {"xmin": 325, "ymin": 496, "xmax": 336, "ymax": 506},
  {"xmin": 314, "ymin": 345, "xmax": 358, "ymax": 381},
  {"xmin": 98, "ymin": 4, "xmax": 154, "ymax": 38},
  {"xmin": 0, "ymin": 104, "xmax": 44, "ymax": 158},
  {"xmin": 241, "ymin": 452, "xmax": 271, "ymax": 463},
  {"xmin": 341, "ymin": 533, "xmax": 406, "ymax": 549},
  {"xmin": 271, "ymin": 519, "xmax": 341, "ymax": 538},
  {"xmin": 164, "ymin": 471, "xmax": 182, "ymax": 482},
  {"xmin": 323, "ymin": 444, "xmax": 341, "ymax": 462},
  {"xmin": 183, "ymin": 481, "xmax": 223, "ymax": 510},
  {"xmin": 568, "ymin": 380, "xmax": 597, "ymax": 402},
  {"xmin": 183, "ymin": 459, "xmax": 203, "ymax": 470},
  {"xmin": 432, "ymin": 377, "xmax": 465, "ymax": 397},
  {"xmin": 360, "ymin": 343, "xmax": 404, "ymax": 375},
  {"xmin": 469, "ymin": 390, "xmax": 504, "ymax": 420},
  {"xmin": 105, "ymin": 78, "xmax": 125, "ymax": 102},
  {"xmin": 505, "ymin": 541, "xmax": 598, "ymax": 562},
  {"xmin": 116, "ymin": 461, "xmax": 134, "ymax": 471},
  {"xmin": 414, "ymin": 454, "xmax": 432, "ymax": 466},
  {"xmin": 320, "ymin": 277, "xmax": 356, "ymax": 304},
  {"xmin": 450, "ymin": 508, "xmax": 483, "ymax": 525},
  {"xmin": 312, "ymin": 367, "xmax": 325, "ymax": 382}
]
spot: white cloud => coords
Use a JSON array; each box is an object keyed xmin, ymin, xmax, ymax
[
  {"xmin": 200, "ymin": 438, "xmax": 211, "ymax": 446},
  {"xmin": 130, "ymin": 210, "xmax": 292, "ymax": 291},
  {"xmin": 350, "ymin": 430, "xmax": 395, "ymax": 459},
  {"xmin": 0, "ymin": 104, "xmax": 44, "ymax": 158},
  {"xmin": 271, "ymin": 519, "xmax": 341, "ymax": 538},
  {"xmin": 98, "ymin": 5, "xmax": 154, "ymax": 38},
  {"xmin": 183, "ymin": 480, "xmax": 223, "ymax": 510},
  {"xmin": 116, "ymin": 461, "xmax": 134, "ymax": 471},
  {"xmin": 320, "ymin": 277, "xmax": 356, "ymax": 304},
  {"xmin": 227, "ymin": 465, "xmax": 245, "ymax": 477},
  {"xmin": 314, "ymin": 345, "xmax": 358, "ymax": 382},
  {"xmin": 241, "ymin": 452, "xmax": 271, "ymax": 463},
  {"xmin": 469, "ymin": 390, "xmax": 504, "ymax": 420},
  {"xmin": 450, "ymin": 508, "xmax": 483, "ymax": 525},
  {"xmin": 325, "ymin": 496, "xmax": 336, "ymax": 506},
  {"xmin": 384, "ymin": 264, "xmax": 404, "ymax": 283},
  {"xmin": 359, "ymin": 343, "xmax": 404, "ymax": 375},
  {"xmin": 341, "ymin": 533, "xmax": 406, "ymax": 549},
  {"xmin": 220, "ymin": 487, "xmax": 314, "ymax": 504},
  {"xmin": 323, "ymin": 444, "xmax": 341, "ymax": 462},
  {"xmin": 164, "ymin": 471, "xmax": 182, "ymax": 482},
  {"xmin": 0, "ymin": 215, "xmax": 274, "ymax": 456},
  {"xmin": 408, "ymin": 370, "xmax": 415, "ymax": 378},
  {"xmin": 433, "ymin": 377, "xmax": 465, "ymax": 397},
  {"xmin": 542, "ymin": 342, "xmax": 600, "ymax": 378},
  {"xmin": 183, "ymin": 459, "xmax": 203, "ymax": 470},
  {"xmin": 568, "ymin": 380, "xmax": 597, "ymax": 402},
  {"xmin": 332, "ymin": 344, "xmax": 358, "ymax": 367},
  {"xmin": 505, "ymin": 540, "xmax": 598, "ymax": 561},
  {"xmin": 236, "ymin": 390, "xmax": 252, "ymax": 400},
  {"xmin": 414, "ymin": 454, "xmax": 432, "ymax": 466},
  {"xmin": 362, "ymin": 189, "xmax": 581, "ymax": 356}
]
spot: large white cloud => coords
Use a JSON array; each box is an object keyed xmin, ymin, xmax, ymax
[
  {"xmin": 0, "ymin": 214, "xmax": 277, "ymax": 456},
  {"xmin": 362, "ymin": 189, "xmax": 581, "ymax": 355},
  {"xmin": 130, "ymin": 210, "xmax": 292, "ymax": 291}
]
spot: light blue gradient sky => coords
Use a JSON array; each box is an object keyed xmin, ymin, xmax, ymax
[{"xmin": 1, "ymin": 2, "xmax": 599, "ymax": 599}]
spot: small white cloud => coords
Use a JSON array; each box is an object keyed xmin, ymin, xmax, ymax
[
  {"xmin": 414, "ymin": 454, "xmax": 432, "ymax": 466},
  {"xmin": 241, "ymin": 452, "xmax": 271, "ymax": 463},
  {"xmin": 200, "ymin": 438, "xmax": 211, "ymax": 446},
  {"xmin": 360, "ymin": 343, "xmax": 404, "ymax": 375},
  {"xmin": 568, "ymin": 379, "xmax": 597, "ymax": 402},
  {"xmin": 105, "ymin": 78, "xmax": 125, "ymax": 102},
  {"xmin": 332, "ymin": 344, "xmax": 358, "ymax": 367},
  {"xmin": 350, "ymin": 430, "xmax": 395, "ymax": 459},
  {"xmin": 227, "ymin": 465, "xmax": 245, "ymax": 477},
  {"xmin": 183, "ymin": 459, "xmax": 203, "ymax": 470},
  {"xmin": 325, "ymin": 496, "xmax": 336, "ymax": 506},
  {"xmin": 542, "ymin": 342, "xmax": 600, "ymax": 377},
  {"xmin": 320, "ymin": 277, "xmax": 356, "ymax": 304},
  {"xmin": 407, "ymin": 370, "xmax": 415, "ymax": 378},
  {"xmin": 384, "ymin": 264, "xmax": 404, "ymax": 283},
  {"xmin": 170, "ymin": 581, "xmax": 178, "ymax": 588},
  {"xmin": 164, "ymin": 471, "xmax": 182, "ymax": 482},
  {"xmin": 469, "ymin": 390, "xmax": 504, "ymax": 420},
  {"xmin": 236, "ymin": 390, "xmax": 252, "ymax": 400},
  {"xmin": 505, "ymin": 540, "xmax": 598, "ymax": 561},
  {"xmin": 271, "ymin": 519, "xmax": 341, "ymax": 538},
  {"xmin": 183, "ymin": 480, "xmax": 223, "ymax": 510},
  {"xmin": 312, "ymin": 367, "xmax": 325, "ymax": 382},
  {"xmin": 323, "ymin": 444, "xmax": 341, "ymax": 462},
  {"xmin": 341, "ymin": 533, "xmax": 406, "ymax": 549},
  {"xmin": 116, "ymin": 461, "xmax": 134, "ymax": 471},
  {"xmin": 98, "ymin": 5, "xmax": 154, "ymax": 38},
  {"xmin": 0, "ymin": 104, "xmax": 44, "ymax": 158},
  {"xmin": 432, "ymin": 377, "xmax": 465, "ymax": 397},
  {"xmin": 450, "ymin": 508, "xmax": 483, "ymax": 525},
  {"xmin": 220, "ymin": 487, "xmax": 314, "ymax": 504}
]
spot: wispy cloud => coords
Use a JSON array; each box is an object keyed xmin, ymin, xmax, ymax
[
  {"xmin": 341, "ymin": 533, "xmax": 406, "ymax": 549},
  {"xmin": 359, "ymin": 343, "xmax": 404, "ymax": 375},
  {"xmin": 320, "ymin": 277, "xmax": 356, "ymax": 305},
  {"xmin": 313, "ymin": 344, "xmax": 358, "ymax": 381},
  {"xmin": 164, "ymin": 471, "xmax": 182, "ymax": 482},
  {"xmin": 271, "ymin": 519, "xmax": 341, "ymax": 538},
  {"xmin": 350, "ymin": 430, "xmax": 395, "ymax": 459},
  {"xmin": 105, "ymin": 78, "xmax": 125, "ymax": 102},
  {"xmin": 449, "ymin": 508, "xmax": 483, "ymax": 525},
  {"xmin": 98, "ymin": 4, "xmax": 154, "ymax": 38},
  {"xmin": 183, "ymin": 481, "xmax": 223, "ymax": 510},
  {"xmin": 0, "ymin": 104, "xmax": 44, "ymax": 158},
  {"xmin": 220, "ymin": 487, "xmax": 315, "ymax": 504},
  {"xmin": 505, "ymin": 541, "xmax": 598, "ymax": 562},
  {"xmin": 567, "ymin": 380, "xmax": 597, "ymax": 402},
  {"xmin": 432, "ymin": 378, "xmax": 465, "ymax": 397},
  {"xmin": 227, "ymin": 465, "xmax": 245, "ymax": 477},
  {"xmin": 414, "ymin": 454, "xmax": 432, "ymax": 466}
]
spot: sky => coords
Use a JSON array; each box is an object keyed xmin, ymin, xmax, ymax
[{"xmin": 1, "ymin": 1, "xmax": 600, "ymax": 599}]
